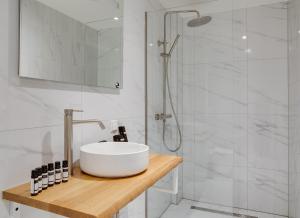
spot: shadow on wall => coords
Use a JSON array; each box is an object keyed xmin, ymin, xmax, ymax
[{"xmin": 41, "ymin": 132, "xmax": 53, "ymax": 164}]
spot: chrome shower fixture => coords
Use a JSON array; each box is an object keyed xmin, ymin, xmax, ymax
[
  {"xmin": 158, "ymin": 10, "xmax": 211, "ymax": 153},
  {"xmin": 160, "ymin": 34, "xmax": 180, "ymax": 57}
]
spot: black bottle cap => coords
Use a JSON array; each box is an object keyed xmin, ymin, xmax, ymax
[
  {"xmin": 31, "ymin": 169, "xmax": 37, "ymax": 178},
  {"xmin": 118, "ymin": 126, "xmax": 126, "ymax": 133},
  {"xmin": 35, "ymin": 167, "xmax": 41, "ymax": 176},
  {"xmin": 42, "ymin": 165, "xmax": 48, "ymax": 173},
  {"xmin": 48, "ymin": 163, "xmax": 54, "ymax": 171},
  {"xmin": 62, "ymin": 160, "xmax": 68, "ymax": 168},
  {"xmin": 113, "ymin": 135, "xmax": 121, "ymax": 142},
  {"xmin": 55, "ymin": 161, "xmax": 61, "ymax": 169}
]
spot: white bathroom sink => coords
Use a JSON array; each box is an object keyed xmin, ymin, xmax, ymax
[{"xmin": 80, "ymin": 142, "xmax": 149, "ymax": 178}]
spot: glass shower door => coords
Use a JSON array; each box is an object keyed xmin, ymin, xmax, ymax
[{"xmin": 145, "ymin": 10, "xmax": 184, "ymax": 218}]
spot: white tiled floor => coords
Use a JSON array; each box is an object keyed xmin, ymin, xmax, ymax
[{"xmin": 161, "ymin": 200, "xmax": 287, "ymax": 218}]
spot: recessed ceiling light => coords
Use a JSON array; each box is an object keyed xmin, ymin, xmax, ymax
[
  {"xmin": 149, "ymin": 43, "xmax": 154, "ymax": 47},
  {"xmin": 298, "ymin": 30, "xmax": 300, "ymax": 34},
  {"xmin": 114, "ymin": 17, "xmax": 119, "ymax": 21},
  {"xmin": 242, "ymin": 35, "xmax": 247, "ymax": 40}
]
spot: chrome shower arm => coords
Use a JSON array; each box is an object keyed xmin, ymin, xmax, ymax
[
  {"xmin": 164, "ymin": 10, "xmax": 200, "ymax": 17},
  {"xmin": 163, "ymin": 10, "xmax": 200, "ymax": 51}
]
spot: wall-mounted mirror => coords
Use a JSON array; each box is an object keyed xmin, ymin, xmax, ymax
[{"xmin": 19, "ymin": 0, "xmax": 123, "ymax": 89}]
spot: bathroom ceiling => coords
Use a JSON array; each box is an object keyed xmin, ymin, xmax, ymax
[
  {"xmin": 36, "ymin": 0, "xmax": 123, "ymax": 29},
  {"xmin": 158, "ymin": 0, "xmax": 288, "ymax": 15}
]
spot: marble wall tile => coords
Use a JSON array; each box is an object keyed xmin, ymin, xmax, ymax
[
  {"xmin": 182, "ymin": 35, "xmax": 196, "ymax": 66},
  {"xmin": 179, "ymin": 2, "xmax": 288, "ymax": 216},
  {"xmin": 248, "ymin": 59, "xmax": 288, "ymax": 115},
  {"xmin": 147, "ymin": 118, "xmax": 163, "ymax": 152},
  {"xmin": 248, "ymin": 168, "xmax": 288, "ymax": 216},
  {"xmin": 182, "ymin": 115, "xmax": 194, "ymax": 162},
  {"xmin": 182, "ymin": 65, "xmax": 195, "ymax": 116},
  {"xmin": 182, "ymin": 62, "xmax": 247, "ymax": 115},
  {"xmin": 248, "ymin": 115, "xmax": 288, "ymax": 172},
  {"xmin": 193, "ymin": 62, "xmax": 247, "ymax": 114},
  {"xmin": 0, "ymin": 86, "xmax": 83, "ymax": 132},
  {"xmin": 193, "ymin": 115, "xmax": 247, "ymax": 168},
  {"xmin": 233, "ymin": 8, "xmax": 247, "ymax": 61},
  {"xmin": 194, "ymin": 164, "xmax": 247, "ymax": 209},
  {"xmin": 247, "ymin": 2, "xmax": 287, "ymax": 60},
  {"xmin": 145, "ymin": 1, "xmax": 289, "ymax": 217},
  {"xmin": 288, "ymin": 0, "xmax": 300, "ymax": 216}
]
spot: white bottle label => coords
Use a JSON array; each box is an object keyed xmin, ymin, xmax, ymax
[
  {"xmin": 55, "ymin": 171, "xmax": 61, "ymax": 181},
  {"xmin": 30, "ymin": 179, "xmax": 34, "ymax": 194},
  {"xmin": 63, "ymin": 170, "xmax": 68, "ymax": 181},
  {"xmin": 34, "ymin": 181, "xmax": 39, "ymax": 193},
  {"xmin": 42, "ymin": 177, "xmax": 48, "ymax": 186},
  {"xmin": 39, "ymin": 178, "xmax": 42, "ymax": 191},
  {"xmin": 48, "ymin": 170, "xmax": 54, "ymax": 184},
  {"xmin": 49, "ymin": 174, "xmax": 54, "ymax": 183}
]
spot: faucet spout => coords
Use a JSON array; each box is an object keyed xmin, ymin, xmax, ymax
[{"xmin": 73, "ymin": 119, "xmax": 106, "ymax": 129}]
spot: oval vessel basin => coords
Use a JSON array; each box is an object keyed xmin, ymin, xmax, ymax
[{"xmin": 80, "ymin": 142, "xmax": 149, "ymax": 178}]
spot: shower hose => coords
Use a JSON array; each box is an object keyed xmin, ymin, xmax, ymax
[{"xmin": 162, "ymin": 58, "xmax": 182, "ymax": 152}]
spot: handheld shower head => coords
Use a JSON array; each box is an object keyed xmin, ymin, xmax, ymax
[
  {"xmin": 160, "ymin": 34, "xmax": 181, "ymax": 57},
  {"xmin": 168, "ymin": 34, "xmax": 180, "ymax": 56}
]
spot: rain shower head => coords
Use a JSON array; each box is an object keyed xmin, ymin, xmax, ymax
[
  {"xmin": 163, "ymin": 10, "xmax": 211, "ymax": 28},
  {"xmin": 187, "ymin": 15, "xmax": 212, "ymax": 27}
]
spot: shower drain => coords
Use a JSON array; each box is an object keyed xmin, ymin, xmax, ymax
[{"xmin": 190, "ymin": 206, "xmax": 258, "ymax": 218}]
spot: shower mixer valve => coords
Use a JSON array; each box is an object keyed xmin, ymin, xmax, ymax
[{"xmin": 155, "ymin": 113, "xmax": 172, "ymax": 121}]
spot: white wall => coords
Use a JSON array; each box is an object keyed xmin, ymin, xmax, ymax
[{"xmin": 0, "ymin": 0, "xmax": 157, "ymax": 217}]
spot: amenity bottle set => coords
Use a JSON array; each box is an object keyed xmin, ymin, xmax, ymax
[{"xmin": 30, "ymin": 160, "xmax": 69, "ymax": 196}]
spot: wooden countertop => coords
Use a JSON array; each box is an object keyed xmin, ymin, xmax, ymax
[{"xmin": 3, "ymin": 154, "xmax": 182, "ymax": 218}]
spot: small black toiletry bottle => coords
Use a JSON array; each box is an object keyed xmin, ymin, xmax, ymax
[
  {"xmin": 36, "ymin": 167, "xmax": 42, "ymax": 193},
  {"xmin": 113, "ymin": 135, "xmax": 121, "ymax": 142},
  {"xmin": 119, "ymin": 126, "xmax": 128, "ymax": 142},
  {"xmin": 62, "ymin": 160, "xmax": 69, "ymax": 183},
  {"xmin": 42, "ymin": 165, "xmax": 48, "ymax": 190},
  {"xmin": 31, "ymin": 170, "xmax": 38, "ymax": 196},
  {"xmin": 48, "ymin": 163, "xmax": 55, "ymax": 187},
  {"xmin": 55, "ymin": 161, "xmax": 62, "ymax": 184}
]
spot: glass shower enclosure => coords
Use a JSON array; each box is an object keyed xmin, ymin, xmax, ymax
[{"xmin": 145, "ymin": 1, "xmax": 288, "ymax": 218}]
